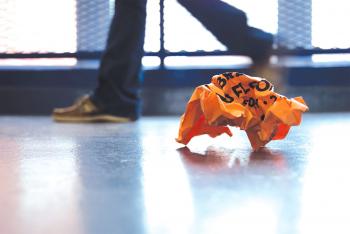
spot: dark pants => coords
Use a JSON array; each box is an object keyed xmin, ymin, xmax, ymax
[
  {"xmin": 91, "ymin": 0, "xmax": 147, "ymax": 119},
  {"xmin": 91, "ymin": 0, "xmax": 273, "ymax": 119},
  {"xmin": 178, "ymin": 0, "xmax": 273, "ymax": 61}
]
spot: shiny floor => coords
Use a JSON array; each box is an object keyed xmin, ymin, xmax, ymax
[{"xmin": 1, "ymin": 113, "xmax": 350, "ymax": 234}]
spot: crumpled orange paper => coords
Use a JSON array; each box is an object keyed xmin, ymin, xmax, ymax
[{"xmin": 176, "ymin": 72, "xmax": 309, "ymax": 150}]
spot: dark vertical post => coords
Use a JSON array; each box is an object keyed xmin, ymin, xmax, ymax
[
  {"xmin": 277, "ymin": 0, "xmax": 312, "ymax": 49},
  {"xmin": 159, "ymin": 0, "xmax": 165, "ymax": 68}
]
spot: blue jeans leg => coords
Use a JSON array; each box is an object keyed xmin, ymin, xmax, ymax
[{"xmin": 91, "ymin": 0, "xmax": 147, "ymax": 119}]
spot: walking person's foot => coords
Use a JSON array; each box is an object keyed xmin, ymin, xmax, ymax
[{"xmin": 52, "ymin": 95, "xmax": 133, "ymax": 123}]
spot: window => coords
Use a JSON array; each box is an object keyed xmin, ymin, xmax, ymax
[
  {"xmin": 312, "ymin": 0, "xmax": 350, "ymax": 49},
  {"xmin": 0, "ymin": 0, "xmax": 349, "ymax": 55}
]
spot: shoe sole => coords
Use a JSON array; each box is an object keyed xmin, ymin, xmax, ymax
[{"xmin": 52, "ymin": 114, "xmax": 132, "ymax": 123}]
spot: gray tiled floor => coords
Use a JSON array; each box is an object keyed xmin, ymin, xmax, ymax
[{"xmin": 1, "ymin": 113, "xmax": 350, "ymax": 234}]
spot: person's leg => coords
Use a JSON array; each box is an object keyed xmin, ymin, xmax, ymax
[
  {"xmin": 52, "ymin": 0, "xmax": 147, "ymax": 122},
  {"xmin": 91, "ymin": 0, "xmax": 147, "ymax": 119},
  {"xmin": 177, "ymin": 0, "xmax": 273, "ymax": 65}
]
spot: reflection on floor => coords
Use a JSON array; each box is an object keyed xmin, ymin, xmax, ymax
[{"xmin": 1, "ymin": 113, "xmax": 350, "ymax": 234}]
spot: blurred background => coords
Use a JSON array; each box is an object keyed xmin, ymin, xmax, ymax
[{"xmin": 0, "ymin": 0, "xmax": 349, "ymax": 115}]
